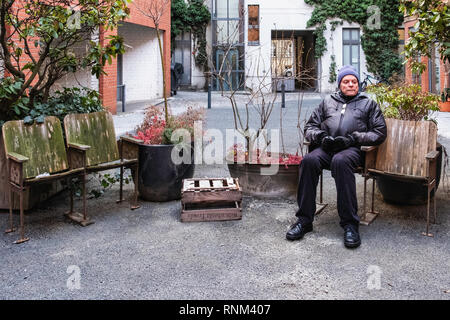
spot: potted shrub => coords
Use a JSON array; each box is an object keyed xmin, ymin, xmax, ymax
[
  {"xmin": 367, "ymin": 83, "xmax": 443, "ymax": 205},
  {"xmin": 212, "ymin": 41, "xmax": 307, "ymax": 199},
  {"xmin": 132, "ymin": 105, "xmax": 205, "ymax": 201}
]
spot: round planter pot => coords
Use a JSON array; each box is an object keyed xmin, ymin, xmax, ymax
[
  {"xmin": 137, "ymin": 144, "xmax": 195, "ymax": 202},
  {"xmin": 376, "ymin": 143, "xmax": 443, "ymax": 205},
  {"xmin": 227, "ymin": 162, "xmax": 299, "ymax": 199},
  {"xmin": 438, "ymin": 101, "xmax": 450, "ymax": 112}
]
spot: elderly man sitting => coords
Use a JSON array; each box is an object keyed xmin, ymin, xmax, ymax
[{"xmin": 286, "ymin": 65, "xmax": 387, "ymax": 249}]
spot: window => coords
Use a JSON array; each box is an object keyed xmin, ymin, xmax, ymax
[
  {"xmin": 213, "ymin": 0, "xmax": 243, "ymax": 45},
  {"xmin": 212, "ymin": 0, "xmax": 245, "ymax": 90},
  {"xmin": 248, "ymin": 5, "xmax": 259, "ymax": 46},
  {"xmin": 398, "ymin": 28, "xmax": 405, "ymax": 76},
  {"xmin": 342, "ymin": 28, "xmax": 360, "ymax": 76},
  {"xmin": 434, "ymin": 44, "xmax": 441, "ymax": 94}
]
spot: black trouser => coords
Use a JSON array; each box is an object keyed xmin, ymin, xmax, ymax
[{"xmin": 296, "ymin": 146, "xmax": 362, "ymax": 229}]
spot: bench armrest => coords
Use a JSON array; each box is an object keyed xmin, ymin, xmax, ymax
[
  {"xmin": 426, "ymin": 150, "xmax": 439, "ymax": 160},
  {"xmin": 361, "ymin": 146, "xmax": 377, "ymax": 152},
  {"xmin": 120, "ymin": 135, "xmax": 143, "ymax": 145},
  {"xmin": 6, "ymin": 151, "xmax": 29, "ymax": 163},
  {"xmin": 68, "ymin": 143, "xmax": 91, "ymax": 151}
]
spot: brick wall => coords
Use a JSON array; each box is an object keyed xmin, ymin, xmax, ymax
[
  {"xmin": 404, "ymin": 18, "xmax": 449, "ymax": 94},
  {"xmin": 3, "ymin": 0, "xmax": 171, "ymax": 115}
]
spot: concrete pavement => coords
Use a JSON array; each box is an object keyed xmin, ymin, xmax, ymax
[{"xmin": 0, "ymin": 90, "xmax": 449, "ymax": 300}]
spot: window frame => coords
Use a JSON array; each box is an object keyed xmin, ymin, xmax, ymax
[
  {"xmin": 247, "ymin": 4, "xmax": 260, "ymax": 46},
  {"xmin": 342, "ymin": 28, "xmax": 361, "ymax": 76}
]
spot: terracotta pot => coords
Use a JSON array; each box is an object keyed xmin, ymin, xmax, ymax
[{"xmin": 438, "ymin": 101, "xmax": 450, "ymax": 112}]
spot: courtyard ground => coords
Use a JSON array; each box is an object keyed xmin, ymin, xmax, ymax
[{"xmin": 0, "ymin": 91, "xmax": 449, "ymax": 300}]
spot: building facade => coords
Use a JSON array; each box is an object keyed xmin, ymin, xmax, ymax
[
  {"xmin": 173, "ymin": 0, "xmax": 373, "ymax": 93},
  {"xmin": 402, "ymin": 7, "xmax": 449, "ymax": 95},
  {"xmin": 4, "ymin": 0, "xmax": 171, "ymax": 115}
]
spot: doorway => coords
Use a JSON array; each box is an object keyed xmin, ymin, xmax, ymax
[{"xmin": 271, "ymin": 30, "xmax": 317, "ymax": 91}]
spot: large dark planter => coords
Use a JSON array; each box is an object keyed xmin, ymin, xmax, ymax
[
  {"xmin": 376, "ymin": 143, "xmax": 443, "ymax": 205},
  {"xmin": 138, "ymin": 144, "xmax": 195, "ymax": 202},
  {"xmin": 227, "ymin": 163, "xmax": 299, "ymax": 199}
]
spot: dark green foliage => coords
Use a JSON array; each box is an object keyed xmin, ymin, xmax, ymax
[
  {"xmin": 329, "ymin": 55, "xmax": 337, "ymax": 83},
  {"xmin": 171, "ymin": 0, "xmax": 211, "ymax": 70},
  {"xmin": 304, "ymin": 0, "xmax": 404, "ymax": 81},
  {"xmin": 0, "ymin": 80, "xmax": 103, "ymax": 128},
  {"xmin": 19, "ymin": 87, "xmax": 103, "ymax": 127}
]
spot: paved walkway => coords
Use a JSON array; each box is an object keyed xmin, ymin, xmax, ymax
[
  {"xmin": 113, "ymin": 91, "xmax": 450, "ymax": 141},
  {"xmin": 1, "ymin": 90, "xmax": 449, "ymax": 300}
]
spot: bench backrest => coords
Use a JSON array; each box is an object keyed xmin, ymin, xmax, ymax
[
  {"xmin": 374, "ymin": 118, "xmax": 437, "ymax": 178},
  {"xmin": 2, "ymin": 116, "xmax": 68, "ymax": 179},
  {"xmin": 64, "ymin": 111, "xmax": 120, "ymax": 167}
]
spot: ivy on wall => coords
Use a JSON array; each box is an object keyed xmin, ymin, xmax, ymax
[
  {"xmin": 304, "ymin": 0, "xmax": 404, "ymax": 82},
  {"xmin": 171, "ymin": 0, "xmax": 211, "ymax": 71}
]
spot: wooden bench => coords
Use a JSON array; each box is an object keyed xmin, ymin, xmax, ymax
[
  {"xmin": 2, "ymin": 116, "xmax": 85, "ymax": 244},
  {"xmin": 364, "ymin": 118, "xmax": 439, "ymax": 236},
  {"xmin": 63, "ymin": 111, "xmax": 142, "ymax": 226}
]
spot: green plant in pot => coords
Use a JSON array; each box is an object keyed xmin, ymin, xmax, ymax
[
  {"xmin": 212, "ymin": 38, "xmax": 307, "ymax": 199},
  {"xmin": 132, "ymin": 105, "xmax": 205, "ymax": 202},
  {"xmin": 366, "ymin": 83, "xmax": 443, "ymax": 205}
]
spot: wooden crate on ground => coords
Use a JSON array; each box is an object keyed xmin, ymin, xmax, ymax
[{"xmin": 181, "ymin": 178, "xmax": 242, "ymax": 222}]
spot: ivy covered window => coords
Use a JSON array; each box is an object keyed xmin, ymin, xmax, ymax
[
  {"xmin": 248, "ymin": 5, "xmax": 259, "ymax": 46},
  {"xmin": 342, "ymin": 28, "xmax": 360, "ymax": 76}
]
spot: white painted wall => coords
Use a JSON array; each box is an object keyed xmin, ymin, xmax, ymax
[
  {"xmin": 244, "ymin": 0, "xmax": 314, "ymax": 92},
  {"xmin": 119, "ymin": 22, "xmax": 163, "ymax": 102},
  {"xmin": 53, "ymin": 40, "xmax": 99, "ymax": 92},
  {"xmin": 191, "ymin": 24, "xmax": 212, "ymax": 90},
  {"xmin": 321, "ymin": 20, "xmax": 369, "ymax": 93},
  {"xmin": 199, "ymin": 0, "xmax": 371, "ymax": 93}
]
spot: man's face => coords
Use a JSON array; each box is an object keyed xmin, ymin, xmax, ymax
[{"xmin": 340, "ymin": 75, "xmax": 359, "ymax": 96}]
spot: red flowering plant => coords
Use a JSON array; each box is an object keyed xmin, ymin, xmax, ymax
[
  {"xmin": 226, "ymin": 143, "xmax": 302, "ymax": 168},
  {"xmin": 133, "ymin": 105, "xmax": 205, "ymax": 145}
]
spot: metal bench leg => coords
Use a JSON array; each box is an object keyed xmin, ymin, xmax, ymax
[
  {"xmin": 131, "ymin": 164, "xmax": 140, "ymax": 210},
  {"xmin": 422, "ymin": 183, "xmax": 434, "ymax": 237},
  {"xmin": 116, "ymin": 165, "xmax": 125, "ymax": 204},
  {"xmin": 65, "ymin": 172, "xmax": 94, "ymax": 227},
  {"xmin": 315, "ymin": 172, "xmax": 327, "ymax": 215},
  {"xmin": 360, "ymin": 177, "xmax": 378, "ymax": 226},
  {"xmin": 15, "ymin": 187, "xmax": 29, "ymax": 244},
  {"xmin": 5, "ymin": 184, "xmax": 16, "ymax": 234}
]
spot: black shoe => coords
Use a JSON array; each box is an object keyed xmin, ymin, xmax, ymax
[
  {"xmin": 344, "ymin": 225, "xmax": 361, "ymax": 248},
  {"xmin": 286, "ymin": 221, "xmax": 313, "ymax": 241}
]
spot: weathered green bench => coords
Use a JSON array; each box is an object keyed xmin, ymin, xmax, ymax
[
  {"xmin": 2, "ymin": 116, "xmax": 85, "ymax": 244},
  {"xmin": 63, "ymin": 111, "xmax": 142, "ymax": 226}
]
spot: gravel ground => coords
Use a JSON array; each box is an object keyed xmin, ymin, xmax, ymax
[{"xmin": 0, "ymin": 91, "xmax": 449, "ymax": 300}]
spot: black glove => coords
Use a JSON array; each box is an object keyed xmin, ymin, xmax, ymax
[
  {"xmin": 333, "ymin": 135, "xmax": 355, "ymax": 152},
  {"xmin": 321, "ymin": 136, "xmax": 335, "ymax": 152}
]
